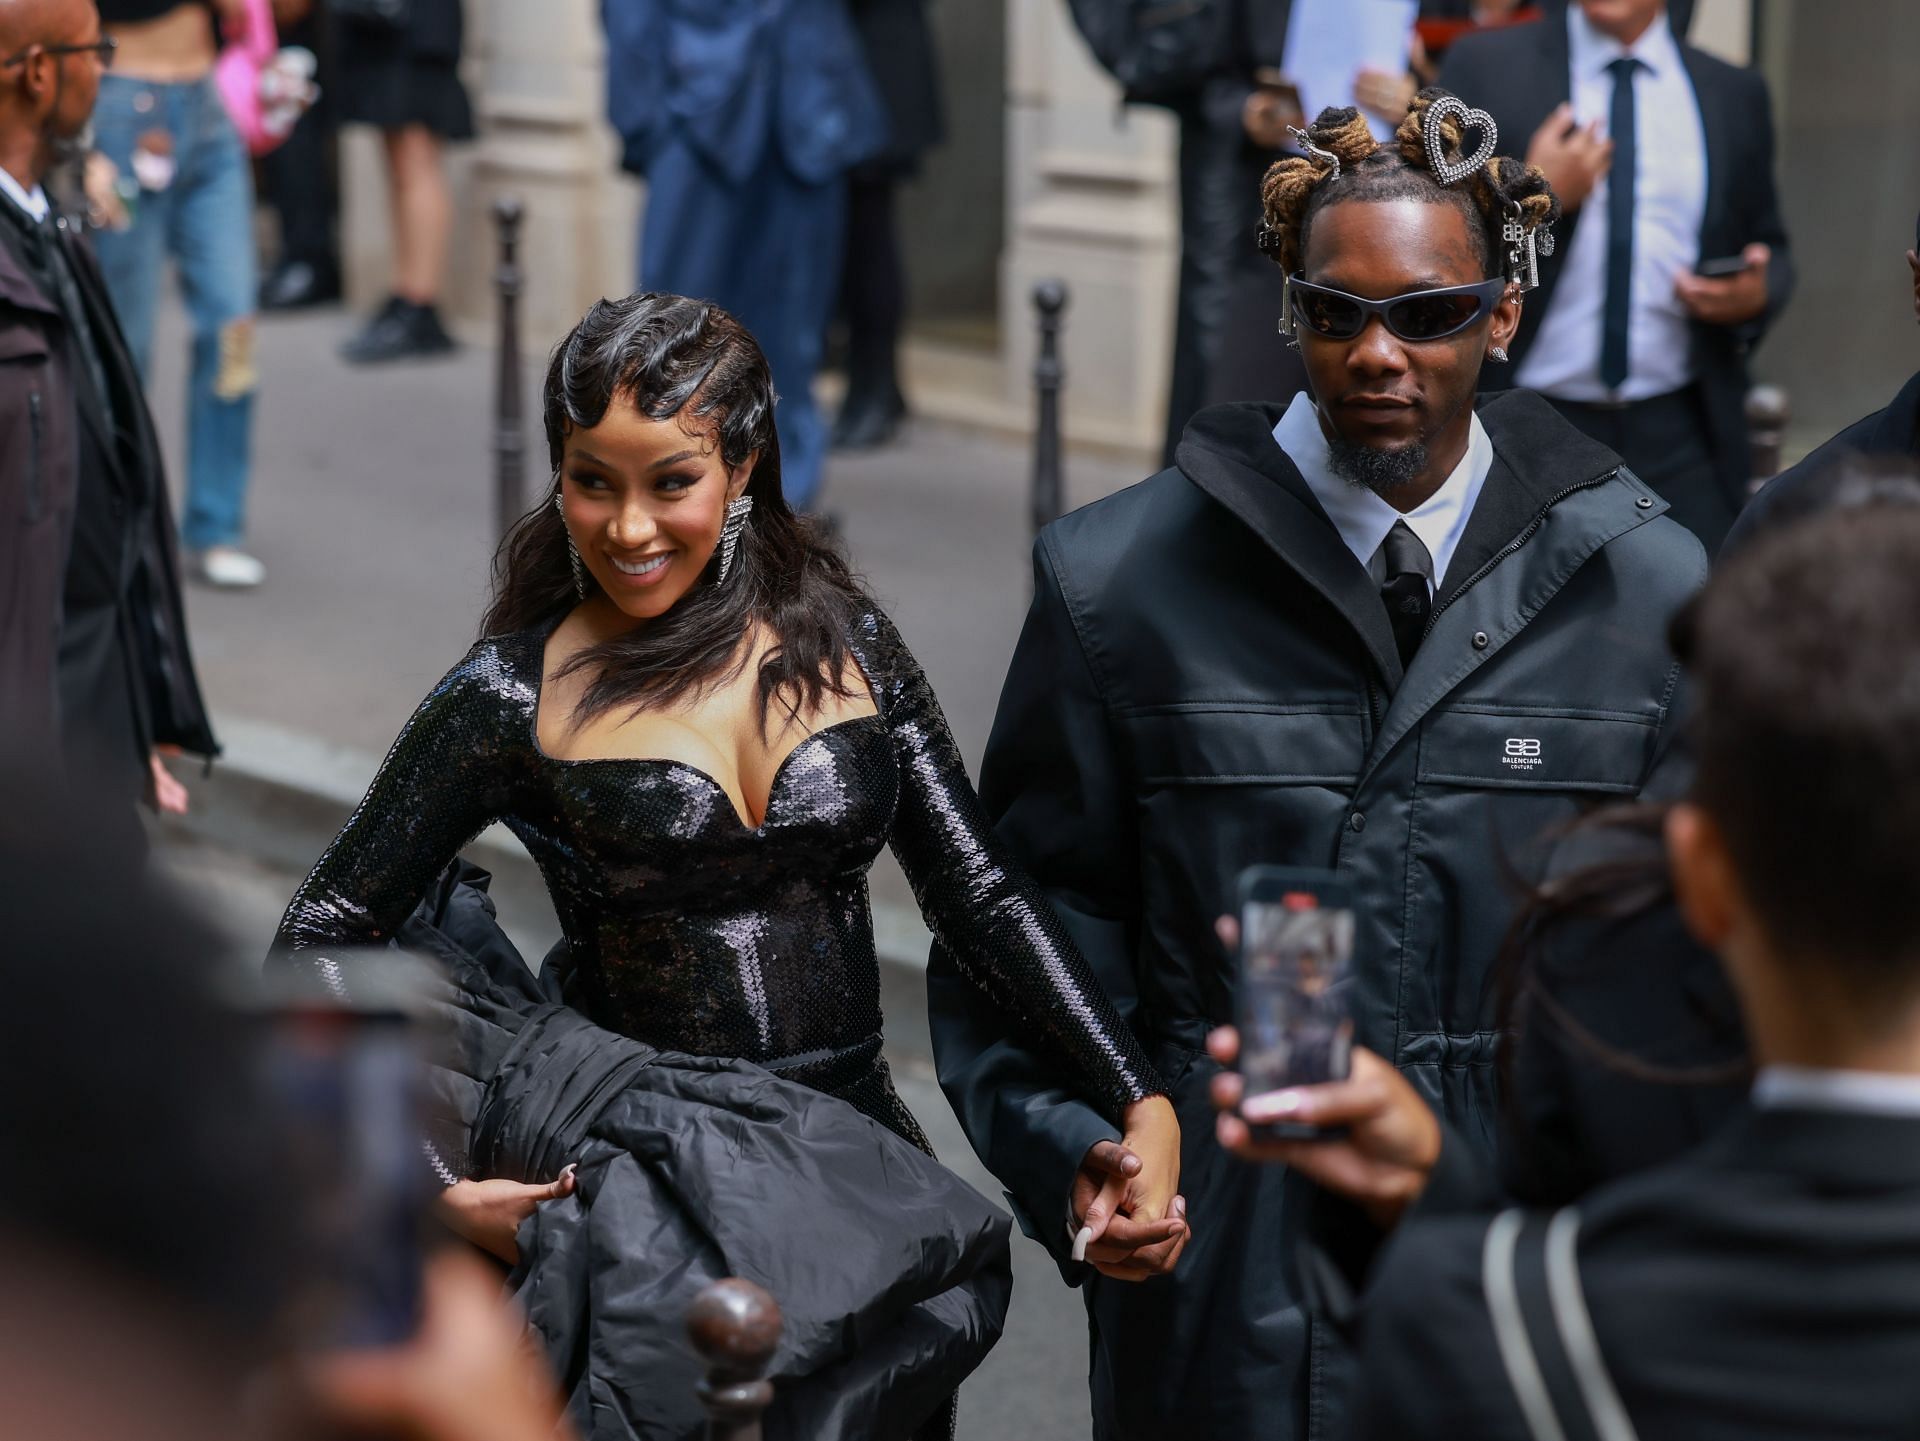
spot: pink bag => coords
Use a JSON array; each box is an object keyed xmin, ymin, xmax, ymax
[{"xmin": 215, "ymin": 0, "xmax": 302, "ymax": 157}]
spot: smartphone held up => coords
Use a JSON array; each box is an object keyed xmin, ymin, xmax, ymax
[{"xmin": 1232, "ymin": 867, "xmax": 1357, "ymax": 1140}]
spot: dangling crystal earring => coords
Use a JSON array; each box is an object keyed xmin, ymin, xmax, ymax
[
  {"xmin": 1489, "ymin": 346, "xmax": 1510, "ymax": 363},
  {"xmin": 717, "ymin": 495, "xmax": 754, "ymax": 584},
  {"xmin": 554, "ymin": 488, "xmax": 587, "ymax": 599}
]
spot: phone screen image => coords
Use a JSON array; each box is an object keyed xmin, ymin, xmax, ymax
[
  {"xmin": 1235, "ymin": 869, "xmax": 1357, "ymax": 1138},
  {"xmin": 266, "ymin": 1004, "xmax": 430, "ymax": 1349}
]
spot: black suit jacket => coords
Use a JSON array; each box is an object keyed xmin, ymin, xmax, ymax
[
  {"xmin": 1354, "ymin": 1104, "xmax": 1920, "ymax": 1440},
  {"xmin": 1439, "ymin": 15, "xmax": 1795, "ymax": 510}
]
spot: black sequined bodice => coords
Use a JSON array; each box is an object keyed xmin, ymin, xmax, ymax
[{"xmin": 275, "ymin": 610, "xmax": 1160, "ymax": 1126}]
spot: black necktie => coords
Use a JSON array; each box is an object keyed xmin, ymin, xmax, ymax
[
  {"xmin": 1599, "ymin": 56, "xmax": 1643, "ymax": 391},
  {"xmin": 1377, "ymin": 520, "xmax": 1432, "ymax": 668}
]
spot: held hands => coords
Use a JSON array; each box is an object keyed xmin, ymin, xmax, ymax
[
  {"xmin": 434, "ymin": 1167, "xmax": 577, "ymax": 1265},
  {"xmin": 1207, "ymin": 1028, "xmax": 1439, "ymax": 1231},
  {"xmin": 1070, "ymin": 1096, "xmax": 1188, "ymax": 1282},
  {"xmin": 1674, "ymin": 243, "xmax": 1773, "ymax": 327},
  {"xmin": 1526, "ymin": 103, "xmax": 1613, "ymax": 212}
]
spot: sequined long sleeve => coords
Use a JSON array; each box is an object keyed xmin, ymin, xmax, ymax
[
  {"xmin": 274, "ymin": 644, "xmax": 514, "ymax": 955},
  {"xmin": 855, "ymin": 610, "xmax": 1164, "ymax": 1120}
]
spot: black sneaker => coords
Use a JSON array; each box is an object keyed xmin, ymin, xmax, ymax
[
  {"xmin": 260, "ymin": 258, "xmax": 342, "ymax": 311},
  {"xmin": 340, "ymin": 300, "xmax": 459, "ymax": 364}
]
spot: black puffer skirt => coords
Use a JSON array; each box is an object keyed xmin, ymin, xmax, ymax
[{"xmin": 399, "ymin": 862, "xmax": 1011, "ymax": 1441}]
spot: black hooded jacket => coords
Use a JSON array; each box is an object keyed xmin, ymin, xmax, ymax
[{"xmin": 928, "ymin": 390, "xmax": 1705, "ymax": 1440}]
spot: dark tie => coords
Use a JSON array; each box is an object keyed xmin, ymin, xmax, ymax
[
  {"xmin": 1377, "ymin": 520, "xmax": 1432, "ymax": 668},
  {"xmin": 1599, "ymin": 56, "xmax": 1643, "ymax": 391}
]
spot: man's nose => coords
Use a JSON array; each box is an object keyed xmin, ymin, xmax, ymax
[{"xmin": 1346, "ymin": 318, "xmax": 1410, "ymax": 376}]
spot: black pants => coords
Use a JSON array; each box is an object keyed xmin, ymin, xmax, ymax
[
  {"xmin": 260, "ymin": 14, "xmax": 336, "ymax": 272},
  {"xmin": 838, "ymin": 171, "xmax": 905, "ymax": 400},
  {"xmin": 1164, "ymin": 106, "xmax": 1268, "ymax": 466},
  {"xmin": 1548, "ymin": 387, "xmax": 1735, "ymax": 552}
]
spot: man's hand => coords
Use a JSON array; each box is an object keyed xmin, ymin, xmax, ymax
[
  {"xmin": 1353, "ymin": 66, "xmax": 1417, "ymax": 125},
  {"xmin": 434, "ymin": 1168, "xmax": 577, "ymax": 1265},
  {"xmin": 149, "ymin": 747, "xmax": 188, "ymax": 815},
  {"xmin": 1070, "ymin": 1138, "xmax": 1188, "ymax": 1282},
  {"xmin": 1207, "ymin": 1029, "xmax": 1440, "ymax": 1232},
  {"xmin": 305, "ymin": 1250, "xmax": 578, "ymax": 1441},
  {"xmin": 1674, "ymin": 243, "xmax": 1772, "ymax": 327},
  {"xmin": 1525, "ymin": 103, "xmax": 1612, "ymax": 211},
  {"xmin": 1243, "ymin": 87, "xmax": 1305, "ymax": 151}
]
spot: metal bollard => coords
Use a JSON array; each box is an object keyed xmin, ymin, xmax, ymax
[
  {"xmin": 1031, "ymin": 280, "xmax": 1069, "ymax": 539},
  {"xmin": 492, "ymin": 196, "xmax": 528, "ymax": 543},
  {"xmin": 1745, "ymin": 383, "xmax": 1790, "ymax": 495},
  {"xmin": 688, "ymin": 1278, "xmax": 782, "ymax": 1441}
]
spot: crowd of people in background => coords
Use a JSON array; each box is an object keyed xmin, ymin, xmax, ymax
[{"xmin": 9, "ymin": 0, "xmax": 1920, "ymax": 1439}]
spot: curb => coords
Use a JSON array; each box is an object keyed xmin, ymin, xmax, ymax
[{"xmin": 173, "ymin": 716, "xmax": 940, "ymax": 1066}]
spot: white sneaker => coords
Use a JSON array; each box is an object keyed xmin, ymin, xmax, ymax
[{"xmin": 195, "ymin": 546, "xmax": 266, "ymax": 588}]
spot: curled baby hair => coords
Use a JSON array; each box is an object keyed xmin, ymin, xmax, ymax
[{"xmin": 1258, "ymin": 88, "xmax": 1562, "ymax": 283}]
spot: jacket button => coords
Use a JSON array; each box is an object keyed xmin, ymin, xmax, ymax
[
  {"xmin": 1349, "ymin": 812, "xmax": 1366, "ymax": 833},
  {"xmin": 1636, "ymin": 495, "xmax": 1655, "ymax": 509},
  {"xmin": 1472, "ymin": 630, "xmax": 1490, "ymax": 650}
]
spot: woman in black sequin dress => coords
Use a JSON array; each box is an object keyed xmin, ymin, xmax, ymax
[{"xmin": 273, "ymin": 295, "xmax": 1183, "ymax": 1427}]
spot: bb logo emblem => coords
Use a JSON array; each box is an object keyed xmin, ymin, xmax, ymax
[{"xmin": 1502, "ymin": 737, "xmax": 1542, "ymax": 771}]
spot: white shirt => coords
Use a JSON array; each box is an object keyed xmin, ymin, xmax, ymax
[
  {"xmin": 0, "ymin": 167, "xmax": 50, "ymax": 224},
  {"xmin": 1752, "ymin": 1066, "xmax": 1920, "ymax": 1119},
  {"xmin": 1272, "ymin": 391, "xmax": 1494, "ymax": 596},
  {"xmin": 1514, "ymin": 6, "xmax": 1708, "ymax": 402}
]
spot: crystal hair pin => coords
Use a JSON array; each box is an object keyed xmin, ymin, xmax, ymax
[
  {"xmin": 1501, "ymin": 200, "xmax": 1556, "ymax": 290},
  {"xmin": 1422, "ymin": 95, "xmax": 1498, "ymax": 186},
  {"xmin": 1286, "ymin": 125, "xmax": 1341, "ymax": 181}
]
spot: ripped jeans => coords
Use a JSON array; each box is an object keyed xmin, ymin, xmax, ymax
[{"xmin": 92, "ymin": 73, "xmax": 257, "ymax": 551}]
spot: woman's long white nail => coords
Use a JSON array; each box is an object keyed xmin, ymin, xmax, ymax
[{"xmin": 1072, "ymin": 1225, "xmax": 1096, "ymax": 1263}]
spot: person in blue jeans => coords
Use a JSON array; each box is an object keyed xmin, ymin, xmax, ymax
[
  {"xmin": 92, "ymin": 0, "xmax": 261, "ymax": 588},
  {"xmin": 601, "ymin": 0, "xmax": 888, "ymax": 513}
]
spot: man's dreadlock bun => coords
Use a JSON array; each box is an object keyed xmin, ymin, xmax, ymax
[
  {"xmin": 1259, "ymin": 88, "xmax": 1563, "ymax": 280},
  {"xmin": 1259, "ymin": 107, "xmax": 1381, "ymax": 274}
]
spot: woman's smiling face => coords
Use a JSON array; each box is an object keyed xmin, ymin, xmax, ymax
[{"xmin": 557, "ymin": 396, "xmax": 754, "ymax": 621}]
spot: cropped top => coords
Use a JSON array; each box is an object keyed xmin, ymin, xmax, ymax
[{"xmin": 274, "ymin": 608, "xmax": 1161, "ymax": 1123}]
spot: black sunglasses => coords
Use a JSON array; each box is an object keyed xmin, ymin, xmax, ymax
[
  {"xmin": 1, "ymin": 37, "xmax": 118, "ymax": 69},
  {"xmin": 1284, "ymin": 276, "xmax": 1509, "ymax": 344}
]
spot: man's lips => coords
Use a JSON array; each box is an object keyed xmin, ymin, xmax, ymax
[{"xmin": 1340, "ymin": 394, "xmax": 1418, "ymax": 410}]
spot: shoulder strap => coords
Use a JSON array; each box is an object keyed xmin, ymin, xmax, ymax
[{"xmin": 1482, "ymin": 1208, "xmax": 1641, "ymax": 1441}]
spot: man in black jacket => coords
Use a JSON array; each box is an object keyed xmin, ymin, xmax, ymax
[
  {"xmin": 0, "ymin": 0, "xmax": 215, "ymax": 839},
  {"xmin": 930, "ymin": 96, "xmax": 1701, "ymax": 1439},
  {"xmin": 1723, "ymin": 210, "xmax": 1920, "ymax": 558},
  {"xmin": 1353, "ymin": 504, "xmax": 1920, "ymax": 1441},
  {"xmin": 1441, "ymin": 0, "xmax": 1793, "ymax": 551}
]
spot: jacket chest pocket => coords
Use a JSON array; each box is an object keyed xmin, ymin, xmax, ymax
[
  {"xmin": 1125, "ymin": 706, "xmax": 1367, "ymax": 788},
  {"xmin": 1416, "ymin": 707, "xmax": 1658, "ymax": 795}
]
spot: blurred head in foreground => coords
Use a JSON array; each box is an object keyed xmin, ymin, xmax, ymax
[
  {"xmin": 0, "ymin": 780, "xmax": 297, "ymax": 1438},
  {"xmin": 1668, "ymin": 497, "xmax": 1920, "ymax": 1062}
]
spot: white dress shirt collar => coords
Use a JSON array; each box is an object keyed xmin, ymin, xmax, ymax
[
  {"xmin": 0, "ymin": 166, "xmax": 49, "ymax": 224},
  {"xmin": 1752, "ymin": 1065, "xmax": 1920, "ymax": 1119},
  {"xmin": 1271, "ymin": 391, "xmax": 1494, "ymax": 592},
  {"xmin": 1567, "ymin": 3, "xmax": 1684, "ymax": 82}
]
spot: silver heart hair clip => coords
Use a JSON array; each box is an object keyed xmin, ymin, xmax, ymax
[{"xmin": 1422, "ymin": 95, "xmax": 1498, "ymax": 186}]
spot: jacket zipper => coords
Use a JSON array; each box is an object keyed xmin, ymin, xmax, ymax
[
  {"xmin": 1423, "ymin": 467, "xmax": 1619, "ymax": 637},
  {"xmin": 25, "ymin": 390, "xmax": 42, "ymax": 520}
]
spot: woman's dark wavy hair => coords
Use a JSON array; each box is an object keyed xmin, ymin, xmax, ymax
[{"xmin": 482, "ymin": 293, "xmax": 872, "ymax": 732}]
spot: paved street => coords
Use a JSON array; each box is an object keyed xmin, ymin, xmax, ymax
[{"xmin": 141, "ymin": 298, "xmax": 1150, "ymax": 1438}]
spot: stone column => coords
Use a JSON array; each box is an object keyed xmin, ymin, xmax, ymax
[{"xmin": 1001, "ymin": 0, "xmax": 1179, "ymax": 454}]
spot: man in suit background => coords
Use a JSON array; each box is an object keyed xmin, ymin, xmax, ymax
[
  {"xmin": 0, "ymin": 0, "xmax": 215, "ymax": 850},
  {"xmin": 1442, "ymin": 0, "xmax": 1793, "ymax": 550},
  {"xmin": 1352, "ymin": 498, "xmax": 1920, "ymax": 1440}
]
